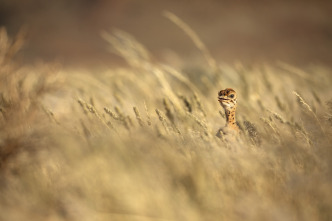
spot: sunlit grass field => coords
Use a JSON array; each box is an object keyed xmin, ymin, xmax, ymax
[{"xmin": 0, "ymin": 19, "xmax": 332, "ymax": 221}]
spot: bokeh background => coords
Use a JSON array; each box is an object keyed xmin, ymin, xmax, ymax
[
  {"xmin": 1, "ymin": 1, "xmax": 332, "ymax": 221},
  {"xmin": 1, "ymin": 0, "xmax": 332, "ymax": 68}
]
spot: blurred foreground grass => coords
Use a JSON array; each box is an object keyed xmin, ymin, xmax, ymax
[{"xmin": 0, "ymin": 25, "xmax": 332, "ymax": 221}]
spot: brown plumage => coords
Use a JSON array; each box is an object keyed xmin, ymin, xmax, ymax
[{"xmin": 217, "ymin": 88, "xmax": 239, "ymax": 133}]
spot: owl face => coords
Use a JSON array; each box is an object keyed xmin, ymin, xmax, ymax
[{"xmin": 218, "ymin": 88, "xmax": 237, "ymax": 110}]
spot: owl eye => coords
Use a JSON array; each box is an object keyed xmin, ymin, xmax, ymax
[{"xmin": 229, "ymin": 94, "xmax": 235, "ymax": 98}]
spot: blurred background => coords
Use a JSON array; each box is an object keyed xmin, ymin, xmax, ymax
[{"xmin": 1, "ymin": 0, "xmax": 332, "ymax": 68}]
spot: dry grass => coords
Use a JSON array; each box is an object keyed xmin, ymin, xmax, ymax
[{"xmin": 0, "ymin": 21, "xmax": 332, "ymax": 221}]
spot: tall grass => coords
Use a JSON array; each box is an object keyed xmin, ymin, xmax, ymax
[{"xmin": 0, "ymin": 19, "xmax": 332, "ymax": 221}]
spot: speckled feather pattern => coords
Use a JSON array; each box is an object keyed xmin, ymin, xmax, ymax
[{"xmin": 218, "ymin": 88, "xmax": 239, "ymax": 132}]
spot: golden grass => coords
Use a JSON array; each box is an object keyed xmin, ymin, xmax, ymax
[
  {"xmin": 163, "ymin": 11, "xmax": 218, "ymax": 74},
  {"xmin": 0, "ymin": 21, "xmax": 332, "ymax": 221}
]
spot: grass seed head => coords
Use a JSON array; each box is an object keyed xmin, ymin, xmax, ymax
[{"xmin": 133, "ymin": 106, "xmax": 145, "ymax": 127}]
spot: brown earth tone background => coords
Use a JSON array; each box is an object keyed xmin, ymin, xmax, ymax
[{"xmin": 1, "ymin": 0, "xmax": 332, "ymax": 67}]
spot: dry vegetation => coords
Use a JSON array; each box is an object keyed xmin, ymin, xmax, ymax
[{"xmin": 1, "ymin": 16, "xmax": 332, "ymax": 221}]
